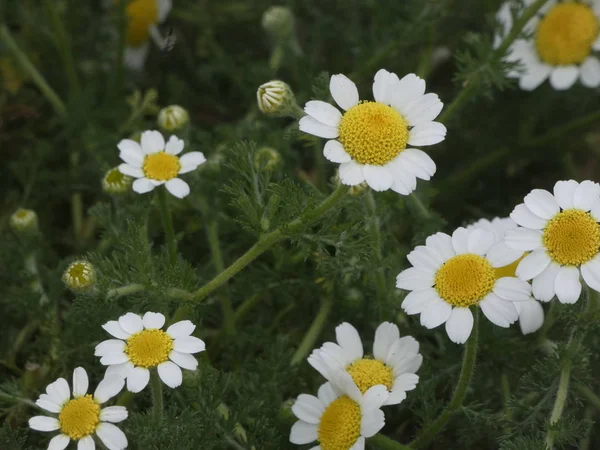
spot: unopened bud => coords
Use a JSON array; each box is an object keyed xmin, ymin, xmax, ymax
[
  {"xmin": 157, "ymin": 105, "xmax": 189, "ymax": 132},
  {"xmin": 216, "ymin": 403, "xmax": 230, "ymax": 421},
  {"xmin": 254, "ymin": 146, "xmax": 282, "ymax": 172},
  {"xmin": 233, "ymin": 423, "xmax": 248, "ymax": 443},
  {"xmin": 261, "ymin": 6, "xmax": 295, "ymax": 40},
  {"xmin": 63, "ymin": 260, "xmax": 96, "ymax": 293},
  {"xmin": 10, "ymin": 208, "xmax": 38, "ymax": 234},
  {"xmin": 102, "ymin": 167, "xmax": 132, "ymax": 195},
  {"xmin": 257, "ymin": 80, "xmax": 299, "ymax": 118},
  {"xmin": 280, "ymin": 398, "xmax": 295, "ymax": 421}
]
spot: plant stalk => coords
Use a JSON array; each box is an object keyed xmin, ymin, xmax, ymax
[
  {"xmin": 156, "ymin": 187, "xmax": 178, "ymax": 265},
  {"xmin": 150, "ymin": 370, "xmax": 163, "ymax": 422},
  {"xmin": 290, "ymin": 296, "xmax": 333, "ymax": 366},
  {"xmin": 369, "ymin": 433, "xmax": 412, "ymax": 450}
]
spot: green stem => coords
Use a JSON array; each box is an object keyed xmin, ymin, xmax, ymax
[
  {"xmin": 156, "ymin": 187, "xmax": 177, "ymax": 265},
  {"xmin": 501, "ymin": 373, "xmax": 512, "ymax": 421},
  {"xmin": 0, "ymin": 25, "xmax": 66, "ymax": 117},
  {"xmin": 24, "ymin": 254, "xmax": 49, "ymax": 305},
  {"xmin": 112, "ymin": 0, "xmax": 127, "ymax": 96},
  {"xmin": 106, "ymin": 283, "xmax": 146, "ymax": 299},
  {"xmin": 369, "ymin": 433, "xmax": 412, "ymax": 450},
  {"xmin": 150, "ymin": 370, "xmax": 163, "ymax": 422},
  {"xmin": 234, "ymin": 293, "xmax": 261, "ymax": 323},
  {"xmin": 70, "ymin": 151, "xmax": 83, "ymax": 244},
  {"xmin": 313, "ymin": 141, "xmax": 326, "ymax": 191},
  {"xmin": 437, "ymin": 82, "xmax": 477, "ymax": 125},
  {"xmin": 579, "ymin": 406, "xmax": 594, "ymax": 450},
  {"xmin": 576, "ymin": 385, "xmax": 600, "ymax": 411},
  {"xmin": 409, "ymin": 309, "xmax": 479, "ymax": 449},
  {"xmin": 290, "ymin": 296, "xmax": 333, "ymax": 366},
  {"xmin": 545, "ymin": 350, "xmax": 572, "ymax": 449},
  {"xmin": 0, "ymin": 392, "xmax": 39, "ymax": 410},
  {"xmin": 495, "ymin": 0, "xmax": 549, "ymax": 56},
  {"xmin": 408, "ymin": 192, "xmax": 432, "ymax": 219},
  {"xmin": 365, "ymin": 192, "xmax": 386, "ymax": 303}
]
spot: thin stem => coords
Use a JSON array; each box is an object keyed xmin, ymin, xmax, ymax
[
  {"xmin": 112, "ymin": 0, "xmax": 127, "ymax": 96},
  {"xmin": 150, "ymin": 370, "xmax": 163, "ymax": 422},
  {"xmin": 408, "ymin": 192, "xmax": 432, "ymax": 219},
  {"xmin": 70, "ymin": 151, "xmax": 83, "ymax": 244},
  {"xmin": 0, "ymin": 25, "xmax": 66, "ymax": 117},
  {"xmin": 156, "ymin": 187, "xmax": 177, "ymax": 265},
  {"xmin": 24, "ymin": 254, "xmax": 49, "ymax": 305},
  {"xmin": 545, "ymin": 350, "xmax": 572, "ymax": 449},
  {"xmin": 409, "ymin": 308, "xmax": 479, "ymax": 449},
  {"xmin": 290, "ymin": 296, "xmax": 333, "ymax": 366},
  {"xmin": 369, "ymin": 433, "xmax": 412, "ymax": 450},
  {"xmin": 501, "ymin": 373, "xmax": 512, "ymax": 421},
  {"xmin": 106, "ymin": 283, "xmax": 146, "ymax": 299},
  {"xmin": 0, "ymin": 392, "xmax": 39, "ymax": 410},
  {"xmin": 313, "ymin": 141, "xmax": 326, "ymax": 191},
  {"xmin": 579, "ymin": 406, "xmax": 595, "ymax": 450},
  {"xmin": 576, "ymin": 384, "xmax": 600, "ymax": 411},
  {"xmin": 495, "ymin": 0, "xmax": 549, "ymax": 56},
  {"xmin": 365, "ymin": 192, "xmax": 386, "ymax": 303}
]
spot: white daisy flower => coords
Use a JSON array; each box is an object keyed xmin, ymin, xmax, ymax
[
  {"xmin": 290, "ymin": 371, "xmax": 388, "ymax": 450},
  {"xmin": 117, "ymin": 130, "xmax": 206, "ymax": 198},
  {"xmin": 299, "ymin": 69, "xmax": 446, "ymax": 194},
  {"xmin": 95, "ymin": 312, "xmax": 206, "ymax": 392},
  {"xmin": 29, "ymin": 367, "xmax": 127, "ymax": 450},
  {"xmin": 504, "ymin": 180, "xmax": 600, "ymax": 304},
  {"xmin": 396, "ymin": 227, "xmax": 532, "ymax": 344},
  {"xmin": 124, "ymin": 0, "xmax": 172, "ymax": 70},
  {"xmin": 496, "ymin": 0, "xmax": 600, "ymax": 90},
  {"xmin": 468, "ymin": 217, "xmax": 544, "ymax": 335},
  {"xmin": 308, "ymin": 322, "xmax": 421, "ymax": 406}
]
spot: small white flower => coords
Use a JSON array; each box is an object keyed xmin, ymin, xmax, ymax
[
  {"xmin": 496, "ymin": 0, "xmax": 600, "ymax": 90},
  {"xmin": 299, "ymin": 69, "xmax": 445, "ymax": 194},
  {"xmin": 308, "ymin": 322, "xmax": 421, "ymax": 405},
  {"xmin": 505, "ymin": 180, "xmax": 600, "ymax": 305},
  {"xmin": 29, "ymin": 367, "xmax": 127, "ymax": 450},
  {"xmin": 95, "ymin": 312, "xmax": 205, "ymax": 392},
  {"xmin": 117, "ymin": 130, "xmax": 206, "ymax": 198},
  {"xmin": 290, "ymin": 371, "xmax": 388, "ymax": 450},
  {"xmin": 396, "ymin": 226, "xmax": 532, "ymax": 344}
]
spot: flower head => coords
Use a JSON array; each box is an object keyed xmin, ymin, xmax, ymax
[
  {"xmin": 290, "ymin": 371, "xmax": 387, "ymax": 450},
  {"xmin": 63, "ymin": 261, "xmax": 96, "ymax": 293},
  {"xmin": 29, "ymin": 367, "xmax": 127, "ymax": 450},
  {"xmin": 95, "ymin": 312, "xmax": 205, "ymax": 392},
  {"xmin": 10, "ymin": 208, "xmax": 38, "ymax": 234},
  {"xmin": 299, "ymin": 69, "xmax": 445, "ymax": 194},
  {"xmin": 102, "ymin": 167, "xmax": 132, "ymax": 195},
  {"xmin": 396, "ymin": 226, "xmax": 532, "ymax": 343},
  {"xmin": 308, "ymin": 322, "xmax": 421, "ymax": 405},
  {"xmin": 157, "ymin": 105, "xmax": 189, "ymax": 132},
  {"xmin": 257, "ymin": 80, "xmax": 298, "ymax": 117},
  {"xmin": 505, "ymin": 180, "xmax": 600, "ymax": 304},
  {"xmin": 261, "ymin": 6, "xmax": 295, "ymax": 40},
  {"xmin": 497, "ymin": 0, "xmax": 600, "ymax": 90},
  {"xmin": 117, "ymin": 130, "xmax": 206, "ymax": 198}
]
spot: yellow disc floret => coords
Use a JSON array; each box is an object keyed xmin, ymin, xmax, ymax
[
  {"xmin": 143, "ymin": 152, "xmax": 181, "ymax": 181},
  {"xmin": 126, "ymin": 0, "xmax": 159, "ymax": 47},
  {"xmin": 543, "ymin": 209, "xmax": 600, "ymax": 266},
  {"xmin": 435, "ymin": 254, "xmax": 496, "ymax": 307},
  {"xmin": 318, "ymin": 396, "xmax": 362, "ymax": 450},
  {"xmin": 346, "ymin": 358, "xmax": 393, "ymax": 394},
  {"xmin": 536, "ymin": 3, "xmax": 599, "ymax": 65},
  {"xmin": 338, "ymin": 101, "xmax": 409, "ymax": 166},
  {"xmin": 59, "ymin": 395, "xmax": 101, "ymax": 440},
  {"xmin": 125, "ymin": 329, "xmax": 173, "ymax": 368}
]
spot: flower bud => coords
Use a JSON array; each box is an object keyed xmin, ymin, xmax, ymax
[
  {"xmin": 216, "ymin": 403, "xmax": 230, "ymax": 421},
  {"xmin": 233, "ymin": 423, "xmax": 248, "ymax": 444},
  {"xmin": 280, "ymin": 398, "xmax": 295, "ymax": 421},
  {"xmin": 256, "ymin": 80, "xmax": 299, "ymax": 118},
  {"xmin": 334, "ymin": 171, "xmax": 368, "ymax": 196},
  {"xmin": 157, "ymin": 105, "xmax": 190, "ymax": 132},
  {"xmin": 261, "ymin": 6, "xmax": 295, "ymax": 40},
  {"xmin": 63, "ymin": 260, "xmax": 96, "ymax": 293},
  {"xmin": 102, "ymin": 167, "xmax": 132, "ymax": 195},
  {"xmin": 10, "ymin": 208, "xmax": 38, "ymax": 234},
  {"xmin": 254, "ymin": 146, "xmax": 282, "ymax": 172}
]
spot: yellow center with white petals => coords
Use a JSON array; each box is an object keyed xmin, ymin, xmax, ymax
[
  {"xmin": 143, "ymin": 152, "xmax": 181, "ymax": 181},
  {"xmin": 126, "ymin": 0, "xmax": 159, "ymax": 47},
  {"xmin": 543, "ymin": 209, "xmax": 600, "ymax": 266},
  {"xmin": 59, "ymin": 395, "xmax": 101, "ymax": 440},
  {"xmin": 338, "ymin": 101, "xmax": 409, "ymax": 166},
  {"xmin": 125, "ymin": 329, "xmax": 173, "ymax": 368},
  {"xmin": 317, "ymin": 396, "xmax": 362, "ymax": 450},
  {"xmin": 346, "ymin": 358, "xmax": 393, "ymax": 394},
  {"xmin": 536, "ymin": 3, "xmax": 599, "ymax": 65},
  {"xmin": 435, "ymin": 254, "xmax": 496, "ymax": 307}
]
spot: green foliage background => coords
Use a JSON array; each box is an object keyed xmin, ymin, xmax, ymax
[{"xmin": 1, "ymin": 0, "xmax": 600, "ymax": 449}]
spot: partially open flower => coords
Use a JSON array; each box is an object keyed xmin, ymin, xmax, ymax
[
  {"xmin": 157, "ymin": 105, "xmax": 189, "ymax": 132},
  {"xmin": 63, "ymin": 261, "xmax": 96, "ymax": 293},
  {"xmin": 102, "ymin": 167, "xmax": 132, "ymax": 195},
  {"xmin": 10, "ymin": 208, "xmax": 38, "ymax": 234},
  {"xmin": 257, "ymin": 80, "xmax": 298, "ymax": 117}
]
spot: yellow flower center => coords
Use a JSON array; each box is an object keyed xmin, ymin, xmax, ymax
[
  {"xmin": 126, "ymin": 0, "xmax": 159, "ymax": 47},
  {"xmin": 125, "ymin": 329, "xmax": 173, "ymax": 368},
  {"xmin": 345, "ymin": 358, "xmax": 394, "ymax": 394},
  {"xmin": 536, "ymin": 3, "xmax": 599, "ymax": 65},
  {"xmin": 317, "ymin": 396, "xmax": 362, "ymax": 450},
  {"xmin": 143, "ymin": 152, "xmax": 181, "ymax": 181},
  {"xmin": 106, "ymin": 168, "xmax": 127, "ymax": 185},
  {"xmin": 435, "ymin": 254, "xmax": 496, "ymax": 307},
  {"xmin": 338, "ymin": 101, "xmax": 409, "ymax": 166},
  {"xmin": 543, "ymin": 209, "xmax": 600, "ymax": 266},
  {"xmin": 15, "ymin": 209, "xmax": 29, "ymax": 219},
  {"xmin": 59, "ymin": 395, "xmax": 100, "ymax": 440},
  {"xmin": 494, "ymin": 253, "xmax": 527, "ymax": 279}
]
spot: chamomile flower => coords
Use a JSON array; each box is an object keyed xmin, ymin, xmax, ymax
[
  {"xmin": 308, "ymin": 322, "xmax": 421, "ymax": 405},
  {"xmin": 95, "ymin": 312, "xmax": 205, "ymax": 392},
  {"xmin": 299, "ymin": 69, "xmax": 445, "ymax": 194},
  {"xmin": 396, "ymin": 227, "xmax": 532, "ymax": 344},
  {"xmin": 290, "ymin": 372, "xmax": 388, "ymax": 450},
  {"xmin": 124, "ymin": 0, "xmax": 172, "ymax": 70},
  {"xmin": 496, "ymin": 0, "xmax": 600, "ymax": 90},
  {"xmin": 505, "ymin": 180, "xmax": 600, "ymax": 304},
  {"xmin": 29, "ymin": 367, "xmax": 127, "ymax": 450},
  {"xmin": 468, "ymin": 217, "xmax": 544, "ymax": 335},
  {"xmin": 117, "ymin": 130, "xmax": 206, "ymax": 198}
]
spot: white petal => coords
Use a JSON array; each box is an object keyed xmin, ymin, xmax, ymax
[
  {"xmin": 510, "ymin": 203, "xmax": 547, "ymax": 229},
  {"xmin": 166, "ymin": 320, "xmax": 196, "ymax": 338},
  {"xmin": 395, "ymin": 373, "xmax": 419, "ymax": 391},
  {"xmin": 304, "ymin": 100, "xmax": 342, "ymax": 127},
  {"xmin": 425, "ymin": 232, "xmax": 455, "ymax": 260},
  {"xmin": 157, "ymin": 0, "xmax": 172, "ymax": 21},
  {"xmin": 308, "ymin": 352, "xmax": 334, "ymax": 380},
  {"xmin": 360, "ymin": 407, "xmax": 385, "ymax": 438},
  {"xmin": 36, "ymin": 395, "xmax": 61, "ymax": 413},
  {"xmin": 387, "ymin": 156, "xmax": 417, "ymax": 195},
  {"xmin": 323, "ymin": 140, "xmax": 351, "ymax": 163},
  {"xmin": 401, "ymin": 288, "xmax": 441, "ymax": 315},
  {"xmin": 335, "ymin": 323, "xmax": 364, "ymax": 361},
  {"xmin": 524, "ymin": 189, "xmax": 559, "ymax": 220},
  {"xmin": 105, "ymin": 362, "xmax": 134, "ymax": 379},
  {"xmin": 395, "ymin": 267, "xmax": 435, "ymax": 290},
  {"xmin": 118, "ymin": 313, "xmax": 144, "ymax": 334},
  {"xmin": 331, "ymin": 371, "xmax": 362, "ymax": 403},
  {"xmin": 479, "ymin": 293, "xmax": 518, "ymax": 327},
  {"xmin": 594, "ymin": 34, "xmax": 600, "ymax": 50},
  {"xmin": 132, "ymin": 177, "xmax": 156, "ymax": 194},
  {"xmin": 516, "ymin": 299, "xmax": 544, "ymax": 335},
  {"xmin": 467, "ymin": 229, "xmax": 495, "ymax": 255},
  {"xmin": 317, "ymin": 382, "xmax": 339, "ymax": 406},
  {"xmin": 408, "ymin": 122, "xmax": 446, "ymax": 146},
  {"xmin": 532, "ymin": 262, "xmax": 560, "ymax": 302},
  {"xmin": 361, "ymin": 385, "xmax": 389, "ymax": 412},
  {"xmin": 372, "ymin": 69, "xmax": 400, "ymax": 104},
  {"xmin": 452, "ymin": 227, "xmax": 470, "ymax": 254},
  {"xmin": 350, "ymin": 436, "xmax": 366, "ymax": 450},
  {"xmin": 581, "ymin": 256, "xmax": 600, "ymax": 292},
  {"xmin": 519, "ymin": 62, "xmax": 551, "ymax": 91},
  {"xmin": 96, "ymin": 423, "xmax": 128, "ymax": 450},
  {"xmin": 173, "ymin": 336, "xmax": 206, "ymax": 354},
  {"xmin": 100, "ymin": 406, "xmax": 128, "ymax": 423},
  {"xmin": 591, "ymin": 200, "xmax": 600, "ymax": 221},
  {"xmin": 407, "ymin": 245, "xmax": 444, "ymax": 271},
  {"xmin": 445, "ymin": 307, "xmax": 474, "ymax": 344},
  {"xmin": 140, "ymin": 130, "xmax": 165, "ymax": 154},
  {"xmin": 339, "ymin": 161, "xmax": 365, "ymax": 185},
  {"xmin": 99, "ymin": 352, "xmax": 130, "ymax": 366},
  {"xmin": 549, "ymin": 66, "xmax": 579, "ymax": 90},
  {"xmin": 102, "ymin": 321, "xmax": 131, "ymax": 340},
  {"xmin": 49, "ymin": 434, "xmax": 70, "ymax": 450},
  {"xmin": 158, "ymin": 361, "xmax": 183, "ymax": 388},
  {"xmin": 363, "ymin": 165, "xmax": 393, "ymax": 191},
  {"xmin": 574, "ymin": 180, "xmax": 600, "ymax": 211},
  {"xmin": 178, "ymin": 152, "xmax": 206, "ymax": 174},
  {"xmin": 165, "ymin": 178, "xmax": 190, "ymax": 198},
  {"xmin": 72, "ymin": 367, "xmax": 89, "ymax": 398},
  {"xmin": 516, "ymin": 249, "xmax": 551, "ymax": 280},
  {"xmin": 94, "ymin": 340, "xmax": 126, "ymax": 357},
  {"xmin": 46, "ymin": 378, "xmax": 70, "ymax": 406},
  {"xmin": 420, "ymin": 298, "xmax": 452, "ymax": 329},
  {"xmin": 373, "ymin": 322, "xmax": 400, "ymax": 361},
  {"xmin": 29, "ymin": 416, "xmax": 60, "ymax": 432},
  {"xmin": 400, "ymin": 149, "xmax": 436, "ymax": 180},
  {"xmin": 390, "ymin": 73, "xmax": 426, "ymax": 113},
  {"xmin": 385, "ymin": 336, "xmax": 420, "ymax": 369},
  {"xmin": 117, "ymin": 139, "xmax": 144, "ymax": 166},
  {"xmin": 165, "ymin": 135, "xmax": 184, "ymax": 155},
  {"xmin": 169, "ymin": 350, "xmax": 198, "ymax": 370},
  {"xmin": 292, "ymin": 394, "xmax": 324, "ymax": 424},
  {"xmin": 77, "ymin": 435, "xmax": 95, "ymax": 450},
  {"xmin": 384, "ymin": 386, "xmax": 407, "ymax": 405},
  {"xmin": 126, "ymin": 367, "xmax": 150, "ymax": 393},
  {"xmin": 124, "ymin": 44, "xmax": 149, "ymax": 71},
  {"xmin": 94, "ymin": 376, "xmax": 125, "ymax": 404},
  {"xmin": 555, "ymin": 266, "xmax": 582, "ymax": 304},
  {"xmin": 142, "ymin": 312, "xmax": 165, "ymax": 329},
  {"xmin": 118, "ymin": 163, "xmax": 144, "ymax": 178},
  {"xmin": 403, "ymin": 93, "xmax": 443, "ymax": 126},
  {"xmin": 487, "ymin": 242, "xmax": 524, "ymax": 268},
  {"xmin": 289, "ymin": 421, "xmax": 318, "ymax": 444},
  {"xmin": 504, "ymin": 228, "xmax": 543, "ymax": 251},
  {"xmin": 493, "ymin": 277, "xmax": 531, "ymax": 301},
  {"xmin": 553, "ymin": 180, "xmax": 579, "ymax": 210},
  {"xmin": 329, "ymin": 74, "xmax": 359, "ymax": 111},
  {"xmin": 394, "ymin": 354, "xmax": 423, "ymax": 376}
]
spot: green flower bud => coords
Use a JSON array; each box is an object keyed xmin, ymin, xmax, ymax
[
  {"xmin": 63, "ymin": 260, "xmax": 96, "ymax": 293},
  {"xmin": 254, "ymin": 146, "xmax": 282, "ymax": 172},
  {"xmin": 257, "ymin": 80, "xmax": 299, "ymax": 118},
  {"xmin": 261, "ymin": 6, "xmax": 295, "ymax": 40},
  {"xmin": 157, "ymin": 105, "xmax": 190, "ymax": 132},
  {"xmin": 10, "ymin": 208, "xmax": 38, "ymax": 234},
  {"xmin": 102, "ymin": 167, "xmax": 132, "ymax": 195},
  {"xmin": 233, "ymin": 423, "xmax": 248, "ymax": 444},
  {"xmin": 216, "ymin": 403, "xmax": 230, "ymax": 420}
]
